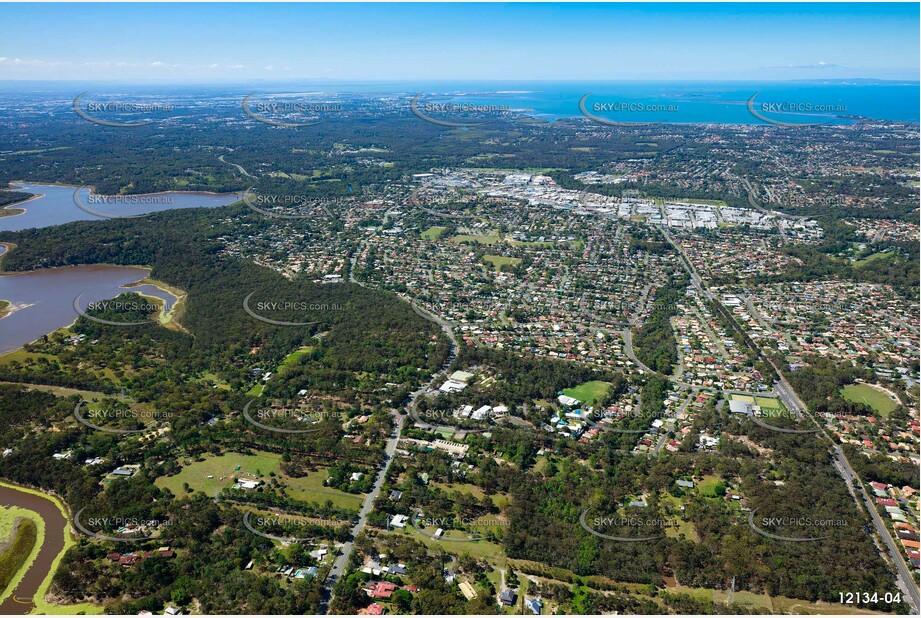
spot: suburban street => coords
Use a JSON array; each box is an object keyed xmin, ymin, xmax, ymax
[
  {"xmin": 320, "ymin": 411, "xmax": 406, "ymax": 613},
  {"xmin": 660, "ymin": 223, "xmax": 920, "ymax": 612},
  {"xmin": 321, "ymin": 251, "xmax": 460, "ymax": 611}
]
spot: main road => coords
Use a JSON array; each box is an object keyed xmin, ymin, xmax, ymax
[
  {"xmin": 319, "ymin": 411, "xmax": 405, "ymax": 612},
  {"xmin": 320, "ymin": 243, "xmax": 461, "ymax": 612},
  {"xmin": 659, "ymin": 223, "xmax": 920, "ymax": 612}
]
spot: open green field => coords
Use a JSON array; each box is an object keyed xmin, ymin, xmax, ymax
[
  {"xmin": 278, "ymin": 346, "xmax": 314, "ymax": 374},
  {"xmin": 669, "ymin": 583, "xmax": 888, "ymax": 615},
  {"xmin": 668, "ymin": 585, "xmax": 772, "ymax": 611},
  {"xmin": 429, "ymin": 483, "xmax": 509, "ymax": 510},
  {"xmin": 395, "ymin": 526, "xmax": 506, "ymax": 561},
  {"xmin": 157, "ymin": 451, "xmax": 363, "ymax": 510},
  {"xmin": 194, "ymin": 371, "xmax": 231, "ymax": 390},
  {"xmin": 157, "ymin": 452, "xmax": 362, "ymax": 511},
  {"xmin": 421, "ymin": 226, "xmax": 447, "ymax": 240},
  {"xmin": 449, "ymin": 234, "xmax": 502, "ymax": 245},
  {"xmin": 562, "ymin": 381, "xmax": 612, "ymax": 407},
  {"xmin": 665, "ymin": 516, "xmax": 698, "ymax": 542},
  {"xmin": 841, "ymin": 383, "xmax": 898, "ymax": 416},
  {"xmin": 696, "ymin": 475, "xmax": 726, "ymax": 498},
  {"xmin": 282, "ymin": 468, "xmax": 364, "ymax": 511},
  {"xmin": 730, "ymin": 394, "xmax": 755, "ymax": 404},
  {"xmin": 155, "ymin": 451, "xmax": 281, "ymax": 497},
  {"xmin": 771, "ymin": 595, "xmax": 891, "ymax": 615},
  {"xmin": 0, "ymin": 349, "xmax": 56, "ymax": 367},
  {"xmin": 755, "ymin": 396, "xmax": 783, "ymax": 410},
  {"xmin": 659, "ymin": 494, "xmax": 699, "ymax": 541},
  {"xmin": 677, "ymin": 198, "xmax": 727, "ymax": 206},
  {"xmin": 431, "ymin": 482, "xmax": 486, "ymax": 499},
  {"xmin": 855, "ymin": 251, "xmax": 896, "ymax": 266},
  {"xmin": 0, "ymin": 381, "xmax": 116, "ymax": 403},
  {"xmin": 483, "ymin": 255, "xmax": 521, "ymax": 271},
  {"xmin": 8, "ymin": 147, "xmax": 71, "ymax": 156}
]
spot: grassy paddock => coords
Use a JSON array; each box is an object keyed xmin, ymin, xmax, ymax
[
  {"xmin": 841, "ymin": 383, "xmax": 898, "ymax": 416},
  {"xmin": 154, "ymin": 451, "xmax": 281, "ymax": 497},
  {"xmin": 421, "ymin": 227, "xmax": 447, "ymax": 240},
  {"xmin": 562, "ymin": 381, "xmax": 612, "ymax": 407},
  {"xmin": 483, "ymin": 255, "xmax": 521, "ymax": 272}
]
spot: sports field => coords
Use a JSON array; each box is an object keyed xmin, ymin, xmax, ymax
[
  {"xmin": 562, "ymin": 381, "xmax": 612, "ymax": 407},
  {"xmin": 841, "ymin": 383, "xmax": 898, "ymax": 416}
]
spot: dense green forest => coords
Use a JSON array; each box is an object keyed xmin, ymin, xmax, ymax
[
  {"xmin": 632, "ymin": 274, "xmax": 688, "ymax": 375},
  {"xmin": 500, "ymin": 412, "xmax": 905, "ymax": 611},
  {"xmin": 0, "ymin": 204, "xmax": 452, "ymax": 613}
]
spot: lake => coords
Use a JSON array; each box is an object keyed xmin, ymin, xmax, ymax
[
  {"xmin": 0, "ymin": 183, "xmax": 239, "ymax": 232},
  {"xmin": 0, "ymin": 264, "xmax": 177, "ymax": 354}
]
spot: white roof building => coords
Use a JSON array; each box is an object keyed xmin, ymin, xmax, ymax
[{"xmin": 558, "ymin": 395, "xmax": 581, "ymax": 407}]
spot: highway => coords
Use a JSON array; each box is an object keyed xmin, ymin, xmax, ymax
[
  {"xmin": 218, "ymin": 152, "xmax": 256, "ymax": 179},
  {"xmin": 832, "ymin": 445, "xmax": 920, "ymax": 610}
]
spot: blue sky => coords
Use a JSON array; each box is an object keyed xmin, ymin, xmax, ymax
[{"xmin": 0, "ymin": 3, "xmax": 917, "ymax": 81}]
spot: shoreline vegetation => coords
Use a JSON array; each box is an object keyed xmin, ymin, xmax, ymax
[
  {"xmin": 7, "ymin": 180, "xmax": 238, "ymax": 199},
  {"xmin": 0, "ymin": 481, "xmax": 100, "ymax": 614},
  {"xmin": 0, "ymin": 516, "xmax": 38, "ymax": 603},
  {"xmin": 0, "ymin": 261, "xmax": 188, "ymax": 355}
]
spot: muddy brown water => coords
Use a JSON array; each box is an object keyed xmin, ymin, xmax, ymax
[
  {"xmin": 0, "ymin": 264, "xmax": 176, "ymax": 355},
  {"xmin": 0, "ymin": 485, "xmax": 67, "ymax": 614}
]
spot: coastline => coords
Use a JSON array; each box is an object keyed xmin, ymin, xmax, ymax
[{"xmin": 0, "ymin": 191, "xmax": 43, "ymax": 220}]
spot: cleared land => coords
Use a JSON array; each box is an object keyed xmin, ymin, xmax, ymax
[
  {"xmin": 282, "ymin": 468, "xmax": 364, "ymax": 510},
  {"xmin": 668, "ymin": 583, "xmax": 888, "ymax": 615},
  {"xmin": 155, "ymin": 452, "xmax": 363, "ymax": 510},
  {"xmin": 841, "ymin": 383, "xmax": 898, "ymax": 416},
  {"xmin": 696, "ymin": 475, "xmax": 726, "ymax": 498},
  {"xmin": 421, "ymin": 226, "xmax": 447, "ymax": 240},
  {"xmin": 391, "ymin": 527, "xmax": 506, "ymax": 561},
  {"xmin": 562, "ymin": 381, "xmax": 612, "ymax": 407},
  {"xmin": 449, "ymin": 234, "xmax": 502, "ymax": 245},
  {"xmin": 278, "ymin": 346, "xmax": 314, "ymax": 373},
  {"xmin": 483, "ymin": 255, "xmax": 521, "ymax": 271},
  {"xmin": 155, "ymin": 451, "xmax": 281, "ymax": 497}
]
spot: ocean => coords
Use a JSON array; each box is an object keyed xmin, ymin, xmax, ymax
[{"xmin": 431, "ymin": 81, "xmax": 920, "ymax": 125}]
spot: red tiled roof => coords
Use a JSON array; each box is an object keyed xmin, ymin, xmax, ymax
[
  {"xmin": 359, "ymin": 603, "xmax": 385, "ymax": 615},
  {"xmin": 368, "ymin": 581, "xmax": 397, "ymax": 599}
]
